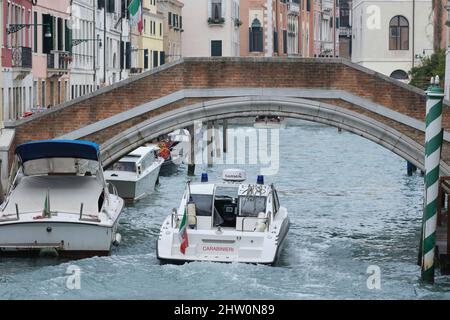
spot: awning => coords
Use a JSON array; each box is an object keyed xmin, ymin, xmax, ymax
[{"xmin": 15, "ymin": 140, "xmax": 100, "ymax": 163}]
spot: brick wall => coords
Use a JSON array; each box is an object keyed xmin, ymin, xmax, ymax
[{"xmin": 10, "ymin": 57, "xmax": 444, "ymax": 161}]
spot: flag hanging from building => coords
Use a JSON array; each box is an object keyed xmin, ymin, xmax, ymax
[
  {"xmin": 179, "ymin": 208, "xmax": 189, "ymax": 254},
  {"xmin": 128, "ymin": 0, "xmax": 143, "ymax": 33}
]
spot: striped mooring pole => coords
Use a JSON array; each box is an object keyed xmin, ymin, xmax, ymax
[{"xmin": 421, "ymin": 75, "xmax": 445, "ymax": 283}]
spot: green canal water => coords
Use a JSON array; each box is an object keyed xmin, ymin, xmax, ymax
[{"xmin": 1, "ymin": 121, "xmax": 449, "ymax": 299}]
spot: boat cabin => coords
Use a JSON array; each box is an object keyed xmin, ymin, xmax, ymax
[
  {"xmin": 106, "ymin": 145, "xmax": 160, "ymax": 177},
  {"xmin": 177, "ymin": 170, "xmax": 281, "ymax": 232}
]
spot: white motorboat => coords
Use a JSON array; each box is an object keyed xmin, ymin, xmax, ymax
[
  {"xmin": 157, "ymin": 169, "xmax": 290, "ymax": 265},
  {"xmin": 104, "ymin": 145, "xmax": 164, "ymax": 201},
  {"xmin": 158, "ymin": 130, "xmax": 190, "ymax": 175},
  {"xmin": 0, "ymin": 140, "xmax": 124, "ymax": 257}
]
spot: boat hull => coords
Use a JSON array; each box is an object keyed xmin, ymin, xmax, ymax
[
  {"xmin": 0, "ymin": 221, "xmax": 120, "ymax": 257},
  {"xmin": 106, "ymin": 165, "xmax": 161, "ymax": 201},
  {"xmin": 156, "ymin": 218, "xmax": 290, "ymax": 265}
]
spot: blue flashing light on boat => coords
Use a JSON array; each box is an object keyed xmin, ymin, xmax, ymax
[
  {"xmin": 201, "ymin": 173, "xmax": 209, "ymax": 182},
  {"xmin": 257, "ymin": 175, "xmax": 264, "ymax": 185}
]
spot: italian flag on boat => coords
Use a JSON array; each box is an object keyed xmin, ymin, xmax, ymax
[
  {"xmin": 179, "ymin": 208, "xmax": 189, "ymax": 254},
  {"xmin": 128, "ymin": 0, "xmax": 143, "ymax": 33},
  {"xmin": 43, "ymin": 189, "xmax": 50, "ymax": 218}
]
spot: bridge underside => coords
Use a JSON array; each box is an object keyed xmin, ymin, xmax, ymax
[
  {"xmin": 50, "ymin": 94, "xmax": 446, "ymax": 175},
  {"xmin": 44, "ymin": 90, "xmax": 447, "ymax": 176}
]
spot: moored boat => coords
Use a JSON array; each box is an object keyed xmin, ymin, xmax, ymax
[
  {"xmin": 0, "ymin": 140, "xmax": 124, "ymax": 257},
  {"xmin": 104, "ymin": 145, "xmax": 164, "ymax": 201},
  {"xmin": 157, "ymin": 169, "xmax": 289, "ymax": 265}
]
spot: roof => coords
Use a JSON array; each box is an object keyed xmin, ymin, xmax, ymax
[
  {"xmin": 128, "ymin": 145, "xmax": 159, "ymax": 158},
  {"xmin": 15, "ymin": 140, "xmax": 100, "ymax": 163}
]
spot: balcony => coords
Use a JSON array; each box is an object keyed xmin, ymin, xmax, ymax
[
  {"xmin": 11, "ymin": 47, "xmax": 32, "ymax": 69},
  {"xmin": 287, "ymin": 1, "xmax": 300, "ymax": 15},
  {"xmin": 208, "ymin": 17, "xmax": 225, "ymax": 25},
  {"xmin": 339, "ymin": 27, "xmax": 352, "ymax": 38},
  {"xmin": 47, "ymin": 51, "xmax": 71, "ymax": 71}
]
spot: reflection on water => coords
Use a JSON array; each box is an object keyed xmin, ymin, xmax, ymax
[{"xmin": 0, "ymin": 121, "xmax": 449, "ymax": 299}]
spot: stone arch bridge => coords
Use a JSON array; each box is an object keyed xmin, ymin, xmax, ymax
[{"xmin": 2, "ymin": 57, "xmax": 450, "ymax": 182}]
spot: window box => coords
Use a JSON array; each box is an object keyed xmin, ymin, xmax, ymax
[{"xmin": 208, "ymin": 17, "xmax": 225, "ymax": 25}]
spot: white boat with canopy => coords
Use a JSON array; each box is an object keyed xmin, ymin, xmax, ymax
[
  {"xmin": 104, "ymin": 145, "xmax": 164, "ymax": 201},
  {"xmin": 0, "ymin": 140, "xmax": 124, "ymax": 257},
  {"xmin": 157, "ymin": 169, "xmax": 289, "ymax": 264}
]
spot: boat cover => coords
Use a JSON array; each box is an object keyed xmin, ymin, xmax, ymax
[{"xmin": 16, "ymin": 140, "xmax": 100, "ymax": 163}]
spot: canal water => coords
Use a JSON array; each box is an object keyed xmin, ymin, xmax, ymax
[{"xmin": 1, "ymin": 121, "xmax": 450, "ymax": 299}]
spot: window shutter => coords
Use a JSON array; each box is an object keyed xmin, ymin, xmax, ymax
[
  {"xmin": 169, "ymin": 12, "xmax": 172, "ymax": 26},
  {"xmin": 221, "ymin": 0, "xmax": 225, "ymax": 18}
]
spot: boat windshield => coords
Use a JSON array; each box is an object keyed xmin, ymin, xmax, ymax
[
  {"xmin": 190, "ymin": 194, "xmax": 213, "ymax": 216},
  {"xmin": 239, "ymin": 196, "xmax": 267, "ymax": 217},
  {"xmin": 110, "ymin": 161, "xmax": 137, "ymax": 173},
  {"xmin": 22, "ymin": 157, "xmax": 100, "ymax": 176}
]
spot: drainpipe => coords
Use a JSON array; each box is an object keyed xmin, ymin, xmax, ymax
[
  {"xmin": 103, "ymin": 2, "xmax": 106, "ymax": 85},
  {"xmin": 93, "ymin": 0, "xmax": 96, "ymax": 87},
  {"xmin": 275, "ymin": 0, "xmax": 279, "ymax": 55},
  {"xmin": 412, "ymin": 0, "xmax": 415, "ymax": 68}
]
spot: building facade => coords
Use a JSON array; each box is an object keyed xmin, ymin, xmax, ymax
[
  {"xmin": 158, "ymin": 0, "xmax": 183, "ymax": 63},
  {"xmin": 0, "ymin": 0, "xmax": 3, "ymax": 124},
  {"xmin": 352, "ymin": 0, "xmax": 434, "ymax": 80},
  {"xmin": 312, "ymin": 0, "xmax": 339, "ymax": 57},
  {"xmin": 339, "ymin": 0, "xmax": 351, "ymax": 59},
  {"xmin": 70, "ymin": 0, "xmax": 96, "ymax": 100},
  {"xmin": 32, "ymin": 0, "xmax": 72, "ymax": 112},
  {"xmin": 182, "ymin": 0, "xmax": 240, "ymax": 57},
  {"xmin": 240, "ymin": 0, "xmax": 301, "ymax": 57},
  {"xmin": 96, "ymin": 0, "xmax": 130, "ymax": 87},
  {"xmin": 129, "ymin": 0, "xmax": 165, "ymax": 74},
  {"xmin": 2, "ymin": 0, "xmax": 33, "ymax": 121}
]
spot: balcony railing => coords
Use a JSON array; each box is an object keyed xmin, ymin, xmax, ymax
[
  {"xmin": 208, "ymin": 17, "xmax": 225, "ymax": 25},
  {"xmin": 11, "ymin": 46, "xmax": 32, "ymax": 69},
  {"xmin": 47, "ymin": 51, "xmax": 71, "ymax": 70},
  {"xmin": 287, "ymin": 1, "xmax": 300, "ymax": 15}
]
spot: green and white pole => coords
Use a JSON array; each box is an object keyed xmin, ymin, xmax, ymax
[{"xmin": 422, "ymin": 75, "xmax": 445, "ymax": 283}]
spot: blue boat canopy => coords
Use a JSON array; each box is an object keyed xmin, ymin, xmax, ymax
[{"xmin": 15, "ymin": 140, "xmax": 100, "ymax": 163}]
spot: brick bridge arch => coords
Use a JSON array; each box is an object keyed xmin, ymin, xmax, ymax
[{"xmin": 3, "ymin": 57, "xmax": 450, "ymax": 180}]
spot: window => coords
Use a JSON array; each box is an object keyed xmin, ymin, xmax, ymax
[
  {"xmin": 389, "ymin": 15, "xmax": 409, "ymax": 50},
  {"xmin": 153, "ymin": 50, "xmax": 158, "ymax": 67},
  {"xmin": 41, "ymin": 81, "xmax": 46, "ymax": 108},
  {"xmin": 249, "ymin": 18, "xmax": 263, "ymax": 52},
  {"xmin": 211, "ymin": 0, "xmax": 222, "ymax": 19},
  {"xmin": 390, "ymin": 69, "xmax": 409, "ymax": 80},
  {"xmin": 283, "ymin": 30, "xmax": 287, "ymax": 54},
  {"xmin": 168, "ymin": 12, "xmax": 172, "ymax": 25},
  {"xmin": 211, "ymin": 40, "xmax": 222, "ymax": 56},
  {"xmin": 33, "ymin": 12, "xmax": 38, "ymax": 53},
  {"xmin": 189, "ymin": 194, "xmax": 213, "ymax": 217}
]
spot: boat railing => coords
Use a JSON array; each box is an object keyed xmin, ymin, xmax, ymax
[
  {"xmin": 170, "ymin": 209, "xmax": 198, "ymax": 228},
  {"xmin": 0, "ymin": 202, "xmax": 100, "ymax": 222},
  {"xmin": 107, "ymin": 182, "xmax": 119, "ymax": 197}
]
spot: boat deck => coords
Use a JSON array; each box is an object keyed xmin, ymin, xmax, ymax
[{"xmin": 1, "ymin": 175, "xmax": 103, "ymax": 219}]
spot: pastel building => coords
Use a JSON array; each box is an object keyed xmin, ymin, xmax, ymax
[
  {"xmin": 158, "ymin": 0, "xmax": 183, "ymax": 63},
  {"xmin": 96, "ymin": 0, "xmax": 130, "ymax": 86},
  {"xmin": 240, "ymin": 0, "xmax": 305, "ymax": 57},
  {"xmin": 312, "ymin": 0, "xmax": 339, "ymax": 57},
  {"xmin": 129, "ymin": 0, "xmax": 165, "ymax": 73},
  {"xmin": 70, "ymin": 0, "xmax": 96, "ymax": 99},
  {"xmin": 182, "ymin": 0, "xmax": 240, "ymax": 57},
  {"xmin": 352, "ymin": 0, "xmax": 434, "ymax": 80},
  {"xmin": 2, "ymin": 0, "xmax": 33, "ymax": 121},
  {"xmin": 32, "ymin": 0, "xmax": 72, "ymax": 111}
]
